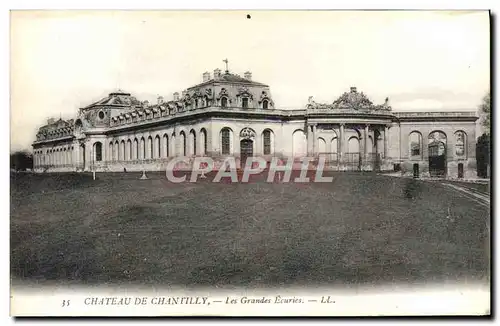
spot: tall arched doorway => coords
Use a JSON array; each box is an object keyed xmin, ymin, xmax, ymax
[
  {"xmin": 240, "ymin": 139, "xmax": 253, "ymax": 167},
  {"xmin": 428, "ymin": 131, "xmax": 447, "ymax": 177},
  {"xmin": 80, "ymin": 143, "xmax": 86, "ymax": 171},
  {"xmin": 239, "ymin": 127, "xmax": 256, "ymax": 168},
  {"xmin": 292, "ymin": 129, "xmax": 307, "ymax": 158}
]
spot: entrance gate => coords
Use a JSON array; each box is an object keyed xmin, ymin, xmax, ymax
[
  {"xmin": 428, "ymin": 141, "xmax": 446, "ymax": 177},
  {"xmin": 458, "ymin": 163, "xmax": 464, "ymax": 179},
  {"xmin": 344, "ymin": 153, "xmax": 361, "ymax": 171},
  {"xmin": 413, "ymin": 163, "xmax": 419, "ymax": 178},
  {"xmin": 240, "ymin": 139, "xmax": 253, "ymax": 168}
]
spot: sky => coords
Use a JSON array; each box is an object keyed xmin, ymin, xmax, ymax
[{"xmin": 10, "ymin": 10, "xmax": 490, "ymax": 152}]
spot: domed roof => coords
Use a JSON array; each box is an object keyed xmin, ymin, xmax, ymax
[{"xmin": 83, "ymin": 90, "xmax": 142, "ymax": 109}]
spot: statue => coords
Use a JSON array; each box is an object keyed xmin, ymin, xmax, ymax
[{"xmin": 307, "ymin": 96, "xmax": 318, "ymax": 109}]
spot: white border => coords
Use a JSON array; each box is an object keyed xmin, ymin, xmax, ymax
[{"xmin": 4, "ymin": 1, "xmax": 497, "ymax": 324}]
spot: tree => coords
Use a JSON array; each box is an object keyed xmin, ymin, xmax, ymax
[
  {"xmin": 10, "ymin": 151, "xmax": 33, "ymax": 171},
  {"xmin": 479, "ymin": 91, "xmax": 490, "ymax": 134}
]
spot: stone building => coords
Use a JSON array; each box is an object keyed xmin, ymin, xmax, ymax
[{"xmin": 32, "ymin": 67, "xmax": 478, "ymax": 178}]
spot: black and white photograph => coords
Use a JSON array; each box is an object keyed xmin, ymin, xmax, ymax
[{"xmin": 9, "ymin": 10, "xmax": 491, "ymax": 316}]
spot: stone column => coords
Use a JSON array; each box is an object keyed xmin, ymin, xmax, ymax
[
  {"xmin": 384, "ymin": 125, "xmax": 389, "ymax": 159},
  {"xmin": 422, "ymin": 135, "xmax": 429, "ymax": 160},
  {"xmin": 312, "ymin": 124, "xmax": 317, "ymax": 157},
  {"xmin": 255, "ymin": 131, "xmax": 261, "ymax": 155},
  {"xmin": 306, "ymin": 123, "xmax": 312, "ymax": 156},
  {"xmin": 339, "ymin": 123, "xmax": 344, "ymax": 162},
  {"xmin": 364, "ymin": 124, "xmax": 369, "ymax": 162}
]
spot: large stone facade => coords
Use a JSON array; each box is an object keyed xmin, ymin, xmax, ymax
[{"xmin": 32, "ymin": 68, "xmax": 478, "ymax": 178}]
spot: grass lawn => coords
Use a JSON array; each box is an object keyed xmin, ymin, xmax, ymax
[{"xmin": 10, "ymin": 171, "xmax": 490, "ymax": 289}]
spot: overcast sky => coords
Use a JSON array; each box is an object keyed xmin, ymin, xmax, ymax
[{"xmin": 10, "ymin": 10, "xmax": 490, "ymax": 151}]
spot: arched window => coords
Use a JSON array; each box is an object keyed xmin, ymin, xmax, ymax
[
  {"xmin": 171, "ymin": 133, "xmax": 176, "ymax": 156},
  {"xmin": 262, "ymin": 99, "xmax": 269, "ymax": 109},
  {"xmin": 190, "ymin": 130, "xmax": 196, "ymax": 156},
  {"xmin": 409, "ymin": 132, "xmax": 422, "ymax": 158},
  {"xmin": 114, "ymin": 141, "xmax": 119, "ymax": 161},
  {"xmin": 455, "ymin": 131, "xmax": 467, "ymax": 157},
  {"xmin": 127, "ymin": 139, "xmax": 132, "ymax": 160},
  {"xmin": 200, "ymin": 128, "xmax": 207, "ymax": 155},
  {"xmin": 180, "ymin": 131, "xmax": 186, "ymax": 156},
  {"xmin": 140, "ymin": 137, "xmax": 145, "ymax": 159},
  {"xmin": 221, "ymin": 128, "xmax": 231, "ymax": 155},
  {"xmin": 155, "ymin": 135, "xmax": 161, "ymax": 158},
  {"xmin": 94, "ymin": 142, "xmax": 102, "ymax": 162},
  {"xmin": 263, "ymin": 129, "xmax": 272, "ymax": 155},
  {"xmin": 195, "ymin": 99, "xmax": 199, "ymax": 108},
  {"xmin": 148, "ymin": 136, "xmax": 153, "ymax": 159},
  {"xmin": 133, "ymin": 138, "xmax": 138, "ymax": 160},
  {"xmin": 242, "ymin": 97, "xmax": 249, "ymax": 108},
  {"xmin": 109, "ymin": 142, "xmax": 113, "ymax": 161},
  {"xmin": 163, "ymin": 134, "xmax": 169, "ymax": 157},
  {"xmin": 221, "ymin": 97, "xmax": 228, "ymax": 108},
  {"xmin": 120, "ymin": 140, "xmax": 125, "ymax": 161}
]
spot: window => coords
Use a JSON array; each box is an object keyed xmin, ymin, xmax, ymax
[
  {"xmin": 190, "ymin": 131, "xmax": 197, "ymax": 156},
  {"xmin": 180, "ymin": 132, "xmax": 186, "ymax": 156},
  {"xmin": 95, "ymin": 142, "xmax": 102, "ymax": 161},
  {"xmin": 98, "ymin": 111, "xmax": 105, "ymax": 119},
  {"xmin": 221, "ymin": 97, "xmax": 228, "ymax": 108},
  {"xmin": 409, "ymin": 132, "xmax": 422, "ymax": 157},
  {"xmin": 455, "ymin": 131, "xmax": 466, "ymax": 156},
  {"xmin": 195, "ymin": 99, "xmax": 199, "ymax": 108},
  {"xmin": 221, "ymin": 129, "xmax": 230, "ymax": 155},
  {"xmin": 263, "ymin": 130, "xmax": 271, "ymax": 155},
  {"xmin": 203, "ymin": 130, "xmax": 207, "ymax": 154},
  {"xmin": 262, "ymin": 99, "xmax": 269, "ymax": 109},
  {"xmin": 242, "ymin": 97, "xmax": 249, "ymax": 108}
]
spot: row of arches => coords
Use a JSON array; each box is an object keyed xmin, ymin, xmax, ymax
[
  {"xmin": 219, "ymin": 127, "xmax": 274, "ymax": 155},
  {"xmin": 102, "ymin": 129, "xmax": 208, "ymax": 162},
  {"xmin": 409, "ymin": 130, "xmax": 468, "ymax": 159},
  {"xmin": 33, "ymin": 145, "xmax": 75, "ymax": 167},
  {"xmin": 291, "ymin": 128, "xmax": 383, "ymax": 157}
]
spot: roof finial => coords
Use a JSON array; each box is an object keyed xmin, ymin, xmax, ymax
[{"xmin": 223, "ymin": 58, "xmax": 229, "ymax": 74}]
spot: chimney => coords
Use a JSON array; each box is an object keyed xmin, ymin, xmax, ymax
[
  {"xmin": 244, "ymin": 71, "xmax": 252, "ymax": 80},
  {"xmin": 202, "ymin": 71, "xmax": 211, "ymax": 82},
  {"xmin": 350, "ymin": 86, "xmax": 357, "ymax": 93},
  {"xmin": 157, "ymin": 96, "xmax": 164, "ymax": 105},
  {"xmin": 182, "ymin": 90, "xmax": 187, "ymax": 98},
  {"xmin": 213, "ymin": 68, "xmax": 222, "ymax": 80},
  {"xmin": 143, "ymin": 100, "xmax": 149, "ymax": 108},
  {"xmin": 47, "ymin": 118, "xmax": 55, "ymax": 125},
  {"xmin": 173, "ymin": 92, "xmax": 180, "ymax": 101}
]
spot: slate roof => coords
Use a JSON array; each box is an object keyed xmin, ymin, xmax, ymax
[
  {"xmin": 84, "ymin": 90, "xmax": 142, "ymax": 109},
  {"xmin": 188, "ymin": 72, "xmax": 268, "ymax": 90}
]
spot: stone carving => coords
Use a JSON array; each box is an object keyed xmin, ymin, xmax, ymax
[
  {"xmin": 192, "ymin": 90, "xmax": 203, "ymax": 98},
  {"xmin": 236, "ymin": 86, "xmax": 253, "ymax": 99},
  {"xmin": 217, "ymin": 88, "xmax": 229, "ymax": 99},
  {"xmin": 429, "ymin": 131, "xmax": 446, "ymax": 142},
  {"xmin": 332, "ymin": 87, "xmax": 374, "ymax": 110},
  {"xmin": 205, "ymin": 88, "xmax": 213, "ymax": 99},
  {"xmin": 258, "ymin": 91, "xmax": 273, "ymax": 106},
  {"xmin": 240, "ymin": 127, "xmax": 256, "ymax": 140},
  {"xmin": 307, "ymin": 88, "xmax": 392, "ymax": 111}
]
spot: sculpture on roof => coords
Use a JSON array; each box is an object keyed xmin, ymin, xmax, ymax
[{"xmin": 332, "ymin": 87, "xmax": 374, "ymax": 110}]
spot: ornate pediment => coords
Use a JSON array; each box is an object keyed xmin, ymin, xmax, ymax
[
  {"xmin": 258, "ymin": 90, "xmax": 273, "ymax": 105},
  {"xmin": 236, "ymin": 87, "xmax": 253, "ymax": 100},
  {"xmin": 240, "ymin": 127, "xmax": 256, "ymax": 140},
  {"xmin": 205, "ymin": 88, "xmax": 213, "ymax": 99},
  {"xmin": 332, "ymin": 87, "xmax": 374, "ymax": 110},
  {"xmin": 307, "ymin": 87, "xmax": 392, "ymax": 112},
  {"xmin": 217, "ymin": 88, "xmax": 229, "ymax": 99},
  {"xmin": 192, "ymin": 90, "xmax": 203, "ymax": 98}
]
